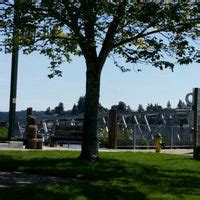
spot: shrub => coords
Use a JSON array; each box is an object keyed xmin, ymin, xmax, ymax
[
  {"xmin": 117, "ymin": 128, "xmax": 133, "ymax": 146},
  {"xmin": 0, "ymin": 126, "xmax": 8, "ymax": 139},
  {"xmin": 98, "ymin": 128, "xmax": 109, "ymax": 147}
]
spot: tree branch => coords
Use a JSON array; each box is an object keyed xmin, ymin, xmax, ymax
[
  {"xmin": 98, "ymin": 1, "xmax": 127, "ymax": 69},
  {"xmin": 114, "ymin": 28, "xmax": 166, "ymax": 48}
]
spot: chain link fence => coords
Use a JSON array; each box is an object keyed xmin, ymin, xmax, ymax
[
  {"xmin": 116, "ymin": 124, "xmax": 193, "ymax": 149},
  {"xmin": 98, "ymin": 122, "xmax": 193, "ymax": 149},
  {"xmin": 13, "ymin": 120, "xmax": 193, "ymax": 149}
]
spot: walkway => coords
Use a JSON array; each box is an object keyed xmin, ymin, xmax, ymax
[{"xmin": 0, "ymin": 144, "xmax": 194, "ymax": 155}]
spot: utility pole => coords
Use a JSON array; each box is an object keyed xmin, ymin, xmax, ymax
[
  {"xmin": 8, "ymin": 1, "xmax": 19, "ymax": 140},
  {"xmin": 7, "ymin": 0, "xmax": 36, "ymax": 140}
]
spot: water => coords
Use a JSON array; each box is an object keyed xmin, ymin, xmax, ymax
[{"xmin": 63, "ymin": 144, "xmax": 81, "ymax": 148}]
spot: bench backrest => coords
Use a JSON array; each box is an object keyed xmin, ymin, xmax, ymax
[
  {"xmin": 55, "ymin": 124, "xmax": 82, "ymax": 130},
  {"xmin": 54, "ymin": 125, "xmax": 83, "ymax": 137}
]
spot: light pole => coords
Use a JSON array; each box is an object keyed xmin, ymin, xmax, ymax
[
  {"xmin": 7, "ymin": 1, "xmax": 36, "ymax": 140},
  {"xmin": 8, "ymin": 2, "xmax": 19, "ymax": 140}
]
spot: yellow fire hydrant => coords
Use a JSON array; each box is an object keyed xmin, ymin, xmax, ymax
[{"xmin": 155, "ymin": 133, "xmax": 163, "ymax": 153}]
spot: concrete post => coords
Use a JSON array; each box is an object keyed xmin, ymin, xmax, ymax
[{"xmin": 193, "ymin": 88, "xmax": 200, "ymax": 160}]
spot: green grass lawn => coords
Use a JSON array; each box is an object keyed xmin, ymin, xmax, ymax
[{"xmin": 0, "ymin": 151, "xmax": 199, "ymax": 200}]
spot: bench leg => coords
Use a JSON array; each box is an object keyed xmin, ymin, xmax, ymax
[{"xmin": 50, "ymin": 139, "xmax": 58, "ymax": 147}]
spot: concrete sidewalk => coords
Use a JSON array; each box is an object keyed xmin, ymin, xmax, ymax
[
  {"xmin": 43, "ymin": 147, "xmax": 193, "ymax": 156},
  {"xmin": 99, "ymin": 148, "xmax": 193, "ymax": 155},
  {"xmin": 0, "ymin": 142, "xmax": 193, "ymax": 155}
]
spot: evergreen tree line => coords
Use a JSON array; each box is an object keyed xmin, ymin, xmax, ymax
[
  {"xmin": 0, "ymin": 98, "xmax": 190, "ymax": 120},
  {"xmin": 0, "ymin": 98, "xmax": 190, "ymax": 123},
  {"xmin": 45, "ymin": 96, "xmax": 109, "ymax": 116},
  {"xmin": 45, "ymin": 97, "xmax": 190, "ymax": 116}
]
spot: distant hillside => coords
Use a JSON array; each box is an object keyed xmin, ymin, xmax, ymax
[
  {"xmin": 0, "ymin": 112, "xmax": 8, "ymax": 121},
  {"xmin": 0, "ymin": 111, "xmax": 46, "ymax": 121}
]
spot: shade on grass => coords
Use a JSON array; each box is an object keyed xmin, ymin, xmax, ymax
[{"xmin": 0, "ymin": 151, "xmax": 199, "ymax": 200}]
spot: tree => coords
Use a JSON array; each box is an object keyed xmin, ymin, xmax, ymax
[
  {"xmin": 127, "ymin": 105, "xmax": 132, "ymax": 113},
  {"xmin": 117, "ymin": 101, "xmax": 128, "ymax": 113},
  {"xmin": 71, "ymin": 104, "xmax": 78, "ymax": 115},
  {"xmin": 177, "ymin": 99, "xmax": 187, "ymax": 109},
  {"xmin": 137, "ymin": 104, "xmax": 145, "ymax": 113},
  {"xmin": 146, "ymin": 103, "xmax": 154, "ymax": 112},
  {"xmin": 153, "ymin": 103, "xmax": 163, "ymax": 112},
  {"xmin": 166, "ymin": 101, "xmax": 172, "ymax": 109},
  {"xmin": 117, "ymin": 101, "xmax": 132, "ymax": 113},
  {"xmin": 45, "ymin": 107, "xmax": 51, "ymax": 115},
  {"xmin": 98, "ymin": 103, "xmax": 109, "ymax": 115},
  {"xmin": 1, "ymin": 1, "xmax": 199, "ymax": 160},
  {"xmin": 54, "ymin": 102, "xmax": 64, "ymax": 115},
  {"xmin": 77, "ymin": 96, "xmax": 85, "ymax": 114}
]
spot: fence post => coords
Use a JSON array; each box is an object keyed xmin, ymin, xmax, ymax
[
  {"xmin": 170, "ymin": 126, "xmax": 174, "ymax": 149},
  {"xmin": 108, "ymin": 106, "xmax": 117, "ymax": 149},
  {"xmin": 133, "ymin": 125, "xmax": 136, "ymax": 149}
]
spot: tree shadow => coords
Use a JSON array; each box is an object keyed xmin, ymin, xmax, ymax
[{"xmin": 0, "ymin": 152, "xmax": 199, "ymax": 199}]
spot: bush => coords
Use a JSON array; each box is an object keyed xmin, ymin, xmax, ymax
[
  {"xmin": 98, "ymin": 128, "xmax": 108, "ymax": 147},
  {"xmin": 117, "ymin": 128, "xmax": 133, "ymax": 146},
  {"xmin": 98, "ymin": 127, "xmax": 133, "ymax": 147},
  {"xmin": 137, "ymin": 138, "xmax": 149, "ymax": 146},
  {"xmin": 0, "ymin": 126, "xmax": 8, "ymax": 139}
]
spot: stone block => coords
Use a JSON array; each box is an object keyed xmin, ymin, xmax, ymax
[{"xmin": 9, "ymin": 141, "xmax": 24, "ymax": 148}]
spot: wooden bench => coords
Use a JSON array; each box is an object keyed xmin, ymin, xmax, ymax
[{"xmin": 50, "ymin": 124, "xmax": 82, "ymax": 147}]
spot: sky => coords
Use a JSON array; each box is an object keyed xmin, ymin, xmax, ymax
[
  {"xmin": 0, "ymin": 1, "xmax": 199, "ymax": 112},
  {"xmin": 0, "ymin": 47, "xmax": 200, "ymax": 112}
]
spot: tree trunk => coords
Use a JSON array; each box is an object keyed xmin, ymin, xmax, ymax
[{"xmin": 78, "ymin": 61, "xmax": 101, "ymax": 160}]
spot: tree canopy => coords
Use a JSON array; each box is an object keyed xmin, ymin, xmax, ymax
[
  {"xmin": 0, "ymin": 1, "xmax": 199, "ymax": 72},
  {"xmin": 0, "ymin": 1, "xmax": 199, "ymax": 160}
]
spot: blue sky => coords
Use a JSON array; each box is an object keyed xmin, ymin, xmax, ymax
[{"xmin": 0, "ymin": 49, "xmax": 199, "ymax": 112}]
